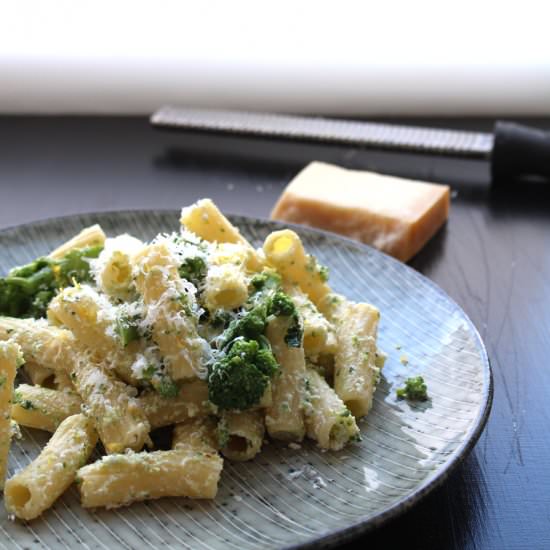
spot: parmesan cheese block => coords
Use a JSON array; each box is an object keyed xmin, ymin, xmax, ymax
[{"xmin": 271, "ymin": 162, "xmax": 450, "ymax": 262}]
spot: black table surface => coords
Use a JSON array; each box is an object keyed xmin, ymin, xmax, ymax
[{"xmin": 1, "ymin": 116, "xmax": 549, "ymax": 550}]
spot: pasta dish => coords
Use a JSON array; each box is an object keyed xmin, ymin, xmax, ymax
[{"xmin": 0, "ymin": 198, "xmax": 384, "ymax": 520}]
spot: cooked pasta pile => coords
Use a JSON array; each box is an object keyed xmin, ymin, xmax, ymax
[{"xmin": 0, "ymin": 198, "xmax": 384, "ymax": 519}]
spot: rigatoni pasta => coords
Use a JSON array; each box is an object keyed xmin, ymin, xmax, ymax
[
  {"xmin": 70, "ymin": 358, "xmax": 150, "ymax": 454},
  {"xmin": 218, "ymin": 410, "xmax": 264, "ymax": 461},
  {"xmin": 0, "ymin": 341, "xmax": 22, "ymax": 488},
  {"xmin": 303, "ymin": 367, "xmax": 360, "ymax": 450},
  {"xmin": 48, "ymin": 224, "xmax": 106, "ymax": 260},
  {"xmin": 265, "ymin": 316, "xmax": 307, "ymax": 442},
  {"xmin": 77, "ymin": 445, "xmax": 224, "ymax": 508},
  {"xmin": 0, "ymin": 317, "xmax": 74, "ymax": 373},
  {"xmin": 0, "ymin": 197, "xmax": 384, "ymax": 520},
  {"xmin": 11, "ymin": 384, "xmax": 82, "ymax": 433},
  {"xmin": 329, "ymin": 299, "xmax": 381, "ymax": 418},
  {"xmin": 4, "ymin": 413, "xmax": 97, "ymax": 520},
  {"xmin": 133, "ymin": 242, "xmax": 207, "ymax": 381},
  {"xmin": 263, "ymin": 229, "xmax": 330, "ymax": 306}
]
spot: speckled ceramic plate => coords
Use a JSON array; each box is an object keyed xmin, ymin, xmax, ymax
[{"xmin": 0, "ymin": 210, "xmax": 492, "ymax": 550}]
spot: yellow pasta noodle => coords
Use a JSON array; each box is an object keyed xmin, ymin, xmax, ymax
[
  {"xmin": 0, "ymin": 317, "xmax": 74, "ymax": 373},
  {"xmin": 303, "ymin": 367, "xmax": 360, "ymax": 450},
  {"xmin": 203, "ymin": 243, "xmax": 250, "ymax": 311},
  {"xmin": 11, "ymin": 381, "xmax": 209, "ymax": 434},
  {"xmin": 172, "ymin": 416, "xmax": 219, "ymax": 452},
  {"xmin": 53, "ymin": 370, "xmax": 75, "ymax": 391},
  {"xmin": 139, "ymin": 380, "xmax": 210, "ymax": 430},
  {"xmin": 134, "ymin": 242, "xmax": 207, "ymax": 381},
  {"xmin": 91, "ymin": 234, "xmax": 144, "ymax": 300},
  {"xmin": 4, "ymin": 413, "xmax": 97, "ymax": 520},
  {"xmin": 263, "ymin": 229, "xmax": 330, "ymax": 306},
  {"xmin": 22, "ymin": 362, "xmax": 56, "ymax": 387},
  {"xmin": 48, "ymin": 224, "xmax": 106, "ymax": 260},
  {"xmin": 265, "ymin": 316, "xmax": 306, "ymax": 442},
  {"xmin": 286, "ymin": 286, "xmax": 336, "ymax": 360},
  {"xmin": 70, "ymin": 357, "xmax": 150, "ymax": 453},
  {"xmin": 77, "ymin": 445, "xmax": 223, "ymax": 508},
  {"xmin": 48, "ymin": 285, "xmax": 139, "ymax": 385},
  {"xmin": 327, "ymin": 298, "xmax": 381, "ymax": 418},
  {"xmin": 0, "ymin": 341, "xmax": 22, "ymax": 487},
  {"xmin": 11, "ymin": 384, "xmax": 82, "ymax": 433},
  {"xmin": 218, "ymin": 410, "xmax": 264, "ymax": 462},
  {"xmin": 180, "ymin": 198, "xmax": 261, "ymax": 270}
]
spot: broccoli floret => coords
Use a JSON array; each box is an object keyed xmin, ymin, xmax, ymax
[
  {"xmin": 268, "ymin": 291, "xmax": 295, "ymax": 317},
  {"xmin": 218, "ymin": 280, "xmax": 302, "ymax": 350},
  {"xmin": 255, "ymin": 347, "xmax": 279, "ymax": 377},
  {"xmin": 0, "ymin": 245, "xmax": 102, "ymax": 319},
  {"xmin": 219, "ymin": 305, "xmax": 266, "ymax": 348},
  {"xmin": 208, "ymin": 339, "xmax": 279, "ymax": 410},
  {"xmin": 178, "ymin": 256, "xmax": 207, "ymax": 288},
  {"xmin": 396, "ymin": 376, "xmax": 428, "ymax": 401}
]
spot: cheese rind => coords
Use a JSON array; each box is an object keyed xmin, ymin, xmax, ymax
[{"xmin": 271, "ymin": 162, "xmax": 450, "ymax": 262}]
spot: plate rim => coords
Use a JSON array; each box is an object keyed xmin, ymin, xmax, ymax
[{"xmin": 0, "ymin": 208, "xmax": 493, "ymax": 549}]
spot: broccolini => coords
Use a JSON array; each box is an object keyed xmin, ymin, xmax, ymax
[{"xmin": 0, "ymin": 245, "xmax": 103, "ymax": 318}]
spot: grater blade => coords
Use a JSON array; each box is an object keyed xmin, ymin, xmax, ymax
[{"xmin": 151, "ymin": 106, "xmax": 494, "ymax": 158}]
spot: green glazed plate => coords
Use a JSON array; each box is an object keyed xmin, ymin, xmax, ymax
[{"xmin": 0, "ymin": 210, "xmax": 492, "ymax": 549}]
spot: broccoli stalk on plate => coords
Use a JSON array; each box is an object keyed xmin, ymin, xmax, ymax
[
  {"xmin": 396, "ymin": 376, "xmax": 428, "ymax": 401},
  {"xmin": 0, "ymin": 245, "xmax": 103, "ymax": 318}
]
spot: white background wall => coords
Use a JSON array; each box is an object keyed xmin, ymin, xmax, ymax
[{"xmin": 1, "ymin": 0, "xmax": 549, "ymax": 115}]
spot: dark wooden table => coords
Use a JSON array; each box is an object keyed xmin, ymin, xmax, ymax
[{"xmin": 1, "ymin": 116, "xmax": 549, "ymax": 550}]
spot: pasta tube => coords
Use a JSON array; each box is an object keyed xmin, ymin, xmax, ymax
[
  {"xmin": 134, "ymin": 243, "xmax": 206, "ymax": 381},
  {"xmin": 263, "ymin": 230, "xmax": 330, "ymax": 306},
  {"xmin": 265, "ymin": 316, "xmax": 306, "ymax": 442},
  {"xmin": 180, "ymin": 198, "xmax": 261, "ymax": 270},
  {"xmin": 11, "ymin": 384, "xmax": 82, "ymax": 433},
  {"xmin": 0, "ymin": 317, "xmax": 74, "ymax": 372},
  {"xmin": 4, "ymin": 413, "xmax": 97, "ymax": 520},
  {"xmin": 48, "ymin": 285, "xmax": 139, "ymax": 385},
  {"xmin": 202, "ymin": 243, "xmax": 250, "ymax": 311},
  {"xmin": 70, "ymin": 358, "xmax": 150, "ymax": 453},
  {"xmin": 172, "ymin": 416, "xmax": 219, "ymax": 452},
  {"xmin": 139, "ymin": 380, "xmax": 210, "ymax": 430},
  {"xmin": 303, "ymin": 368, "xmax": 360, "ymax": 450},
  {"xmin": 48, "ymin": 224, "xmax": 106, "ymax": 260},
  {"xmin": 23, "ymin": 362, "xmax": 55, "ymax": 387},
  {"xmin": 0, "ymin": 341, "xmax": 22, "ymax": 487},
  {"xmin": 77, "ymin": 446, "xmax": 223, "ymax": 508},
  {"xmin": 218, "ymin": 410, "xmax": 264, "ymax": 462},
  {"xmin": 329, "ymin": 299, "xmax": 381, "ymax": 418},
  {"xmin": 11, "ymin": 380, "xmax": 208, "ymax": 434},
  {"xmin": 286, "ymin": 286, "xmax": 336, "ymax": 360},
  {"xmin": 91, "ymin": 234, "xmax": 144, "ymax": 300},
  {"xmin": 53, "ymin": 370, "xmax": 75, "ymax": 391}
]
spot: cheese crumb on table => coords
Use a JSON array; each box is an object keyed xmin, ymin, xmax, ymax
[{"xmin": 271, "ymin": 161, "xmax": 450, "ymax": 262}]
